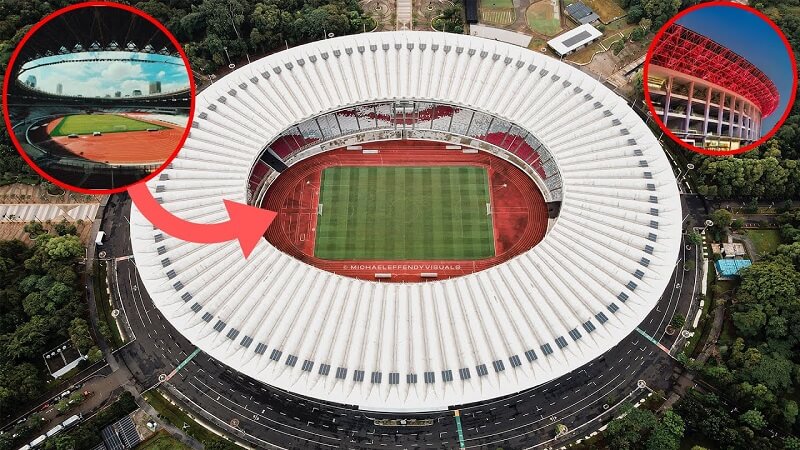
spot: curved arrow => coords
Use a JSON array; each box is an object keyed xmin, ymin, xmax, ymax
[{"xmin": 128, "ymin": 183, "xmax": 277, "ymax": 258}]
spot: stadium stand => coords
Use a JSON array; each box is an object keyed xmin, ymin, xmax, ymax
[{"xmin": 130, "ymin": 32, "xmax": 681, "ymax": 411}]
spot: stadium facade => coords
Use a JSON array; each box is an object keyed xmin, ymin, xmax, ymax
[
  {"xmin": 130, "ymin": 31, "xmax": 681, "ymax": 411},
  {"xmin": 647, "ymin": 24, "xmax": 779, "ymax": 151}
]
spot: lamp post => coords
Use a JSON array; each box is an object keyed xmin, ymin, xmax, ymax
[
  {"xmin": 675, "ymin": 163, "xmax": 694, "ymax": 192},
  {"xmin": 228, "ymin": 1, "xmax": 250, "ymax": 64},
  {"xmin": 222, "ymin": 46, "xmax": 234, "ymax": 69}
]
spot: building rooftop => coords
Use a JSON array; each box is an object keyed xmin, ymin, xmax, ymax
[
  {"xmin": 565, "ymin": 2, "xmax": 600, "ymax": 25},
  {"xmin": 547, "ymin": 24, "xmax": 603, "ymax": 56}
]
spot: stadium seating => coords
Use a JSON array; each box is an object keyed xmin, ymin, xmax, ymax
[{"xmin": 130, "ymin": 31, "xmax": 682, "ymax": 412}]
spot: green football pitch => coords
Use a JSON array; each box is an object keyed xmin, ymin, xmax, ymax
[
  {"xmin": 50, "ymin": 114, "xmax": 167, "ymax": 136},
  {"xmin": 314, "ymin": 166, "xmax": 496, "ymax": 260}
]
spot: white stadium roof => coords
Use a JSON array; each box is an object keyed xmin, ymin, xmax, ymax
[{"xmin": 130, "ymin": 31, "xmax": 681, "ymax": 411}]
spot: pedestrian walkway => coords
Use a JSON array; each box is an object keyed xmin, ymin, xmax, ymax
[{"xmin": 397, "ymin": 0, "xmax": 412, "ymax": 29}]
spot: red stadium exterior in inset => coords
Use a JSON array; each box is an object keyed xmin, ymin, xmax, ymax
[{"xmin": 647, "ymin": 23, "xmax": 779, "ymax": 151}]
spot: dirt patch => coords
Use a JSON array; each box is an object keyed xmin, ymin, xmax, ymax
[{"xmin": 527, "ymin": 0, "xmax": 562, "ymax": 36}]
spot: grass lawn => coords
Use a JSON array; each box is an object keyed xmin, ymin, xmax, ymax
[
  {"xmin": 481, "ymin": 0, "xmax": 513, "ymax": 8},
  {"xmin": 142, "ymin": 390, "xmax": 229, "ymax": 447},
  {"xmin": 526, "ymin": 1, "xmax": 561, "ymax": 36},
  {"xmin": 315, "ymin": 166, "xmax": 495, "ymax": 260},
  {"xmin": 743, "ymin": 229, "xmax": 782, "ymax": 255},
  {"xmin": 51, "ymin": 114, "xmax": 166, "ymax": 136},
  {"xmin": 600, "ymin": 32, "xmax": 625, "ymax": 50},
  {"xmin": 138, "ymin": 432, "xmax": 191, "ymax": 450},
  {"xmin": 94, "ymin": 262, "xmax": 124, "ymax": 347}
]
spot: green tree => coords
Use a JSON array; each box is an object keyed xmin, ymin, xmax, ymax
[
  {"xmin": 743, "ymin": 353, "xmax": 794, "ymax": 392},
  {"xmin": 604, "ymin": 403, "xmax": 658, "ymax": 449},
  {"xmin": 687, "ymin": 229, "xmax": 703, "ymax": 247},
  {"xmin": 68, "ymin": 390, "xmax": 84, "ymax": 405},
  {"xmin": 3, "ymin": 315, "xmax": 51, "ymax": 360},
  {"xmin": 68, "ymin": 318, "xmax": 94, "ymax": 354},
  {"xmin": 23, "ymin": 221, "xmax": 44, "ymax": 238},
  {"xmin": 670, "ymin": 313, "xmax": 685, "ymax": 329},
  {"xmin": 732, "ymin": 306, "xmax": 767, "ymax": 337},
  {"xmin": 630, "ymin": 27, "xmax": 646, "ymax": 42},
  {"xmin": 782, "ymin": 400, "xmax": 798, "ymax": 428},
  {"xmin": 611, "ymin": 40, "xmax": 625, "ymax": 55},
  {"xmin": 43, "ymin": 234, "xmax": 83, "ymax": 261},
  {"xmin": 785, "ymin": 436, "xmax": 800, "ymax": 450},
  {"xmin": 53, "ymin": 434, "xmax": 76, "ymax": 450},
  {"xmin": 642, "ymin": 0, "xmax": 681, "ymax": 27},
  {"xmin": 710, "ymin": 209, "xmax": 733, "ymax": 230},
  {"xmin": 0, "ymin": 362, "xmax": 42, "ymax": 412},
  {"xmin": 53, "ymin": 220, "xmax": 77, "ymax": 236},
  {"xmin": 87, "ymin": 346, "xmax": 103, "ymax": 363},
  {"xmin": 739, "ymin": 409, "xmax": 766, "ymax": 430},
  {"xmin": 55, "ymin": 397, "xmax": 70, "ymax": 413}
]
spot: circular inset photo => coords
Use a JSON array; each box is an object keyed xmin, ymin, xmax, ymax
[
  {"xmin": 2, "ymin": 2, "xmax": 194, "ymax": 193},
  {"xmin": 643, "ymin": 2, "xmax": 797, "ymax": 155}
]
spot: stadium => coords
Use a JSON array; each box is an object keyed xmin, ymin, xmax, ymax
[
  {"xmin": 4, "ymin": 5, "xmax": 191, "ymax": 190},
  {"xmin": 130, "ymin": 31, "xmax": 682, "ymax": 411},
  {"xmin": 646, "ymin": 24, "xmax": 779, "ymax": 151}
]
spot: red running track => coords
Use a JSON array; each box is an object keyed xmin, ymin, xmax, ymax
[
  {"xmin": 259, "ymin": 140, "xmax": 549, "ymax": 282},
  {"xmin": 45, "ymin": 115, "xmax": 186, "ymax": 165}
]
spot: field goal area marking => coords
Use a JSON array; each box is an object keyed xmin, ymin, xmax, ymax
[
  {"xmin": 318, "ymin": 203, "xmax": 323, "ymax": 215},
  {"xmin": 486, "ymin": 202, "xmax": 492, "ymax": 215}
]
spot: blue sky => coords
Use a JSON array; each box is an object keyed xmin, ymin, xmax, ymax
[
  {"xmin": 677, "ymin": 5, "xmax": 795, "ymax": 130},
  {"xmin": 19, "ymin": 51, "xmax": 189, "ymax": 97}
]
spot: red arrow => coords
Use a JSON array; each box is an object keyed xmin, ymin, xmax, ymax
[{"xmin": 128, "ymin": 182, "xmax": 277, "ymax": 258}]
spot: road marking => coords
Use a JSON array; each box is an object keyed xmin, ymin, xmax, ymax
[
  {"xmin": 453, "ymin": 410, "xmax": 466, "ymax": 448},
  {"xmin": 165, "ymin": 347, "xmax": 202, "ymax": 381},
  {"xmin": 635, "ymin": 328, "xmax": 670, "ymax": 354}
]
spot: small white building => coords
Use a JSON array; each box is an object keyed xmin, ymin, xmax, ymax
[{"xmin": 547, "ymin": 24, "xmax": 603, "ymax": 57}]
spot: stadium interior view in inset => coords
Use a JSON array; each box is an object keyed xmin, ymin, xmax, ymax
[
  {"xmin": 5, "ymin": 5, "xmax": 191, "ymax": 190},
  {"xmin": 131, "ymin": 32, "xmax": 681, "ymax": 411}
]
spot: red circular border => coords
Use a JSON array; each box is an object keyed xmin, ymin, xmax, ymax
[
  {"xmin": 1, "ymin": 1, "xmax": 196, "ymax": 195},
  {"xmin": 642, "ymin": 1, "xmax": 797, "ymax": 156}
]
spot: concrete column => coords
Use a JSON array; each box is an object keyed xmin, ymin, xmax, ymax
[
  {"xmin": 738, "ymin": 100, "xmax": 746, "ymax": 139},
  {"xmin": 684, "ymin": 81, "xmax": 695, "ymax": 134},
  {"xmin": 746, "ymin": 110, "xmax": 752, "ymax": 141},
  {"xmin": 728, "ymin": 96, "xmax": 736, "ymax": 137},
  {"xmin": 716, "ymin": 91, "xmax": 725, "ymax": 136},
  {"xmin": 663, "ymin": 76, "xmax": 673, "ymax": 125},
  {"xmin": 756, "ymin": 113, "xmax": 762, "ymax": 139},
  {"xmin": 702, "ymin": 87, "xmax": 713, "ymax": 135}
]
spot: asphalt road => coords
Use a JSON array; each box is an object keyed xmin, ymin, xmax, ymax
[{"xmin": 103, "ymin": 193, "xmax": 698, "ymax": 449}]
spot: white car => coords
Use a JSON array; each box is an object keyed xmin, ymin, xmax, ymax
[{"xmin": 92, "ymin": 131, "xmax": 102, "ymax": 136}]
